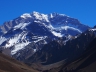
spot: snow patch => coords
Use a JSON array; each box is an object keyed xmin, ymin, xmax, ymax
[
  {"xmin": 61, "ymin": 26, "xmax": 82, "ymax": 33},
  {"xmin": 11, "ymin": 42, "xmax": 30, "ymax": 55},
  {"xmin": 14, "ymin": 23, "xmax": 30, "ymax": 29},
  {"xmin": 51, "ymin": 31, "xmax": 63, "ymax": 37},
  {"xmin": 0, "ymin": 37, "xmax": 7, "ymax": 45},
  {"xmin": 50, "ymin": 13, "xmax": 54, "ymax": 18},
  {"xmin": 89, "ymin": 28, "xmax": 96, "ymax": 31},
  {"xmin": 33, "ymin": 49, "xmax": 36, "ymax": 52},
  {"xmin": 5, "ymin": 32, "xmax": 28, "ymax": 48},
  {"xmin": 33, "ymin": 36, "xmax": 47, "ymax": 43}
]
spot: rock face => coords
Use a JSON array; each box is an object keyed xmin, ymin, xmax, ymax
[
  {"xmin": 25, "ymin": 29, "xmax": 95, "ymax": 65},
  {"xmin": 23, "ymin": 29, "xmax": 96, "ymax": 72},
  {"xmin": 43, "ymin": 35, "xmax": 96, "ymax": 72},
  {"xmin": 0, "ymin": 11, "xmax": 90, "ymax": 58}
]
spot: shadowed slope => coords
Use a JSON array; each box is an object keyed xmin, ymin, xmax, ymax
[{"xmin": 60, "ymin": 37, "xmax": 96, "ymax": 72}]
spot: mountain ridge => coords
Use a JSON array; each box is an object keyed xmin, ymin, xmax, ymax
[{"xmin": 0, "ymin": 11, "xmax": 90, "ymax": 35}]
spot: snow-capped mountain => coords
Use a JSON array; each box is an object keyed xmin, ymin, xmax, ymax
[{"xmin": 0, "ymin": 11, "xmax": 90, "ymax": 55}]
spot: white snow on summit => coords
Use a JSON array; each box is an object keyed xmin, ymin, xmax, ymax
[
  {"xmin": 50, "ymin": 13, "xmax": 54, "ymax": 18},
  {"xmin": 32, "ymin": 11, "xmax": 49, "ymax": 22},
  {"xmin": 21, "ymin": 13, "xmax": 32, "ymax": 19}
]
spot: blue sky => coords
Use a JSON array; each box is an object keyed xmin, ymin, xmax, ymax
[{"xmin": 0, "ymin": 0, "xmax": 96, "ymax": 27}]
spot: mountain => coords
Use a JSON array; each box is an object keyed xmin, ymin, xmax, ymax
[
  {"xmin": 0, "ymin": 11, "xmax": 90, "ymax": 57},
  {"xmin": 0, "ymin": 52, "xmax": 38, "ymax": 72},
  {"xmin": 0, "ymin": 11, "xmax": 96, "ymax": 72},
  {"xmin": 24, "ymin": 28, "xmax": 96, "ymax": 71}
]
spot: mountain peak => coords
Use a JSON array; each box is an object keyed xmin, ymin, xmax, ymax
[
  {"xmin": 20, "ymin": 11, "xmax": 68, "ymax": 21},
  {"xmin": 20, "ymin": 13, "xmax": 32, "ymax": 19},
  {"xmin": 31, "ymin": 11, "xmax": 49, "ymax": 22}
]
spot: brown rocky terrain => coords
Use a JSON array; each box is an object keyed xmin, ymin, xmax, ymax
[{"xmin": 0, "ymin": 53, "xmax": 38, "ymax": 72}]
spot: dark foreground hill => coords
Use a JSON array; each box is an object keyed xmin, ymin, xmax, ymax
[
  {"xmin": 44, "ymin": 37, "xmax": 96, "ymax": 72},
  {"xmin": 0, "ymin": 53, "xmax": 38, "ymax": 72}
]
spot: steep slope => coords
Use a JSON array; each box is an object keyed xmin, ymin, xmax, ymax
[
  {"xmin": 13, "ymin": 37, "xmax": 52, "ymax": 61},
  {"xmin": 57, "ymin": 37, "xmax": 96, "ymax": 72},
  {"xmin": 0, "ymin": 52, "xmax": 38, "ymax": 72},
  {"xmin": 25, "ymin": 29, "xmax": 96, "ymax": 71}
]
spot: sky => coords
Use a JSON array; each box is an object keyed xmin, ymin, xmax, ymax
[{"xmin": 0, "ymin": 0, "xmax": 96, "ymax": 27}]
